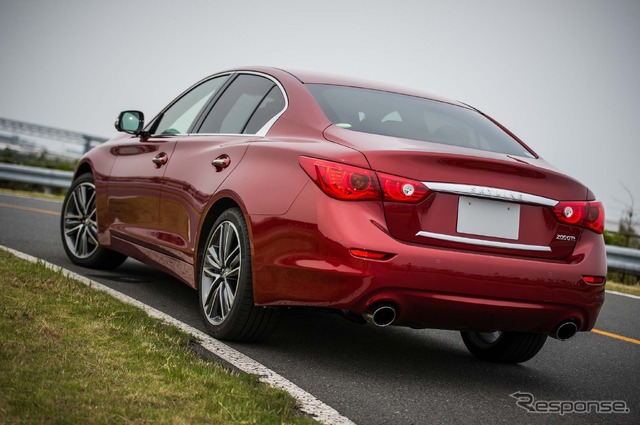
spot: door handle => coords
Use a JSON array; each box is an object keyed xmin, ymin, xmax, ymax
[
  {"xmin": 152, "ymin": 152, "xmax": 168, "ymax": 168},
  {"xmin": 211, "ymin": 155, "xmax": 231, "ymax": 172}
]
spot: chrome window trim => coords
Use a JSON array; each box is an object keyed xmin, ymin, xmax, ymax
[
  {"xmin": 415, "ymin": 231, "xmax": 552, "ymax": 252},
  {"xmin": 422, "ymin": 182, "xmax": 558, "ymax": 206},
  {"xmin": 170, "ymin": 71, "xmax": 289, "ymax": 138},
  {"xmin": 183, "ymin": 133, "xmax": 252, "ymax": 137},
  {"xmin": 208, "ymin": 71, "xmax": 288, "ymax": 137}
]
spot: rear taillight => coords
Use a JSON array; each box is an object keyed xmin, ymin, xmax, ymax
[
  {"xmin": 551, "ymin": 201, "xmax": 605, "ymax": 234},
  {"xmin": 378, "ymin": 172, "xmax": 431, "ymax": 203},
  {"xmin": 299, "ymin": 157, "xmax": 380, "ymax": 200},
  {"xmin": 299, "ymin": 157, "xmax": 430, "ymax": 203}
]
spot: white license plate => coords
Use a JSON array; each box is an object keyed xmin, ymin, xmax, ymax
[{"xmin": 457, "ymin": 196, "xmax": 520, "ymax": 240}]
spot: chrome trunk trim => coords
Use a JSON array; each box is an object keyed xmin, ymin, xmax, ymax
[
  {"xmin": 415, "ymin": 231, "xmax": 552, "ymax": 252},
  {"xmin": 422, "ymin": 182, "xmax": 558, "ymax": 206}
]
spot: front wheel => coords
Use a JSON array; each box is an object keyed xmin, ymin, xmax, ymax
[
  {"xmin": 60, "ymin": 173, "xmax": 127, "ymax": 269},
  {"xmin": 461, "ymin": 330, "xmax": 547, "ymax": 363},
  {"xmin": 198, "ymin": 208, "xmax": 279, "ymax": 342}
]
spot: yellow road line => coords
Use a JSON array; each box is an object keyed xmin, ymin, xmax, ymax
[
  {"xmin": 592, "ymin": 329, "xmax": 640, "ymax": 345},
  {"xmin": 0, "ymin": 202, "xmax": 60, "ymax": 216}
]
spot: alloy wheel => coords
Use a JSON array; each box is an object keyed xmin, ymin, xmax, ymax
[
  {"xmin": 62, "ymin": 182, "xmax": 99, "ymax": 259},
  {"xmin": 201, "ymin": 220, "xmax": 241, "ymax": 325}
]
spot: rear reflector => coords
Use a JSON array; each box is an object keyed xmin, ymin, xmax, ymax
[
  {"xmin": 582, "ymin": 275, "xmax": 606, "ymax": 285},
  {"xmin": 551, "ymin": 201, "xmax": 605, "ymax": 234},
  {"xmin": 349, "ymin": 249, "xmax": 395, "ymax": 260}
]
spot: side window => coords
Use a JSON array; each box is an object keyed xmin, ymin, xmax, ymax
[
  {"xmin": 152, "ymin": 75, "xmax": 229, "ymax": 136},
  {"xmin": 243, "ymin": 86, "xmax": 286, "ymax": 134},
  {"xmin": 198, "ymin": 74, "xmax": 275, "ymax": 134}
]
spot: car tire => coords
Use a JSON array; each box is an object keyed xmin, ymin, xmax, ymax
[
  {"xmin": 198, "ymin": 208, "xmax": 279, "ymax": 342},
  {"xmin": 461, "ymin": 330, "xmax": 547, "ymax": 363},
  {"xmin": 60, "ymin": 173, "xmax": 127, "ymax": 269}
]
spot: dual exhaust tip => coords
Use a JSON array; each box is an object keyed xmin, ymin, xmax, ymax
[{"xmin": 364, "ymin": 304, "xmax": 579, "ymax": 341}]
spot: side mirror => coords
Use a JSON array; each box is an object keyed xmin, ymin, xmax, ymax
[{"xmin": 115, "ymin": 110, "xmax": 144, "ymax": 135}]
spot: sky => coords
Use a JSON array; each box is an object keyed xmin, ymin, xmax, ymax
[{"xmin": 1, "ymin": 0, "xmax": 638, "ymax": 228}]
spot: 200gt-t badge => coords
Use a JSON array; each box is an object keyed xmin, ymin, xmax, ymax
[{"xmin": 556, "ymin": 234, "xmax": 577, "ymax": 242}]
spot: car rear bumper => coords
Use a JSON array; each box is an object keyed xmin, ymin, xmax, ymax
[
  {"xmin": 350, "ymin": 228, "xmax": 606, "ymax": 333},
  {"xmin": 351, "ymin": 285, "xmax": 603, "ymax": 333},
  {"xmin": 250, "ymin": 185, "xmax": 606, "ymax": 333}
]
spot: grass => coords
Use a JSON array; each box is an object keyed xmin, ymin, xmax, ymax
[
  {"xmin": 606, "ymin": 270, "xmax": 639, "ymax": 286},
  {"xmin": 606, "ymin": 280, "xmax": 640, "ymax": 296},
  {"xmin": 0, "ymin": 250, "xmax": 317, "ymax": 424}
]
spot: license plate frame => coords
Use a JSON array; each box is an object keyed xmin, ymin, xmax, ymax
[{"xmin": 456, "ymin": 196, "xmax": 520, "ymax": 240}]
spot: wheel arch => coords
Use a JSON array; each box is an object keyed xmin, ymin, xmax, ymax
[
  {"xmin": 74, "ymin": 161, "xmax": 93, "ymax": 179},
  {"xmin": 72, "ymin": 158, "xmax": 111, "ymax": 248},
  {"xmin": 195, "ymin": 194, "xmax": 251, "ymax": 289},
  {"xmin": 60, "ymin": 172, "xmax": 127, "ymax": 269}
]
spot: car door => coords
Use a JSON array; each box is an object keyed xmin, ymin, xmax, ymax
[
  {"xmin": 157, "ymin": 73, "xmax": 287, "ymax": 263},
  {"xmin": 107, "ymin": 74, "xmax": 230, "ymax": 246}
]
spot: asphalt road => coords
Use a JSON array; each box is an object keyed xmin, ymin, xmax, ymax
[{"xmin": 1, "ymin": 192, "xmax": 638, "ymax": 425}]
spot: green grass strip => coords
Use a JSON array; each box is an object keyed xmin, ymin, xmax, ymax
[
  {"xmin": 606, "ymin": 280, "xmax": 640, "ymax": 297},
  {"xmin": 0, "ymin": 250, "xmax": 317, "ymax": 424}
]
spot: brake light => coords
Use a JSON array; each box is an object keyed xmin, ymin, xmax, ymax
[
  {"xmin": 551, "ymin": 201, "xmax": 605, "ymax": 234},
  {"xmin": 378, "ymin": 172, "xmax": 431, "ymax": 203},
  {"xmin": 299, "ymin": 157, "xmax": 430, "ymax": 203},
  {"xmin": 299, "ymin": 157, "xmax": 380, "ymax": 200}
]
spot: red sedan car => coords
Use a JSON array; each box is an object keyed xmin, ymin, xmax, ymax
[{"xmin": 61, "ymin": 66, "xmax": 606, "ymax": 363}]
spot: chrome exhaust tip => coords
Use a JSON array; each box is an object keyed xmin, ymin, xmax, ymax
[
  {"xmin": 550, "ymin": 321, "xmax": 578, "ymax": 341},
  {"xmin": 364, "ymin": 304, "xmax": 397, "ymax": 327}
]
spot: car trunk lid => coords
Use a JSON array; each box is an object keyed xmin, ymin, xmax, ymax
[{"xmin": 324, "ymin": 126, "xmax": 591, "ymax": 259}]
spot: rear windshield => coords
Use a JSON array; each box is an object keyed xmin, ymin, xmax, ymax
[{"xmin": 307, "ymin": 84, "xmax": 534, "ymax": 158}]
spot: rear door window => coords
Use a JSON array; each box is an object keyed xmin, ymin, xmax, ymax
[
  {"xmin": 198, "ymin": 74, "xmax": 278, "ymax": 134},
  {"xmin": 243, "ymin": 86, "xmax": 286, "ymax": 134}
]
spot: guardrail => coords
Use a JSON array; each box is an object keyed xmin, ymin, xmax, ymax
[
  {"xmin": 606, "ymin": 245, "xmax": 640, "ymax": 275},
  {"xmin": 1, "ymin": 163, "xmax": 639, "ymax": 277},
  {"xmin": 1, "ymin": 116, "xmax": 107, "ymax": 154},
  {"xmin": 0, "ymin": 163, "xmax": 73, "ymax": 189}
]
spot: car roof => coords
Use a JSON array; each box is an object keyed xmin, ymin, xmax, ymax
[{"xmin": 224, "ymin": 66, "xmax": 468, "ymax": 108}]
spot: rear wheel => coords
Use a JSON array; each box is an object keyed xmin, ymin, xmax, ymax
[
  {"xmin": 60, "ymin": 173, "xmax": 127, "ymax": 269},
  {"xmin": 461, "ymin": 330, "xmax": 547, "ymax": 363},
  {"xmin": 198, "ymin": 208, "xmax": 279, "ymax": 341}
]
